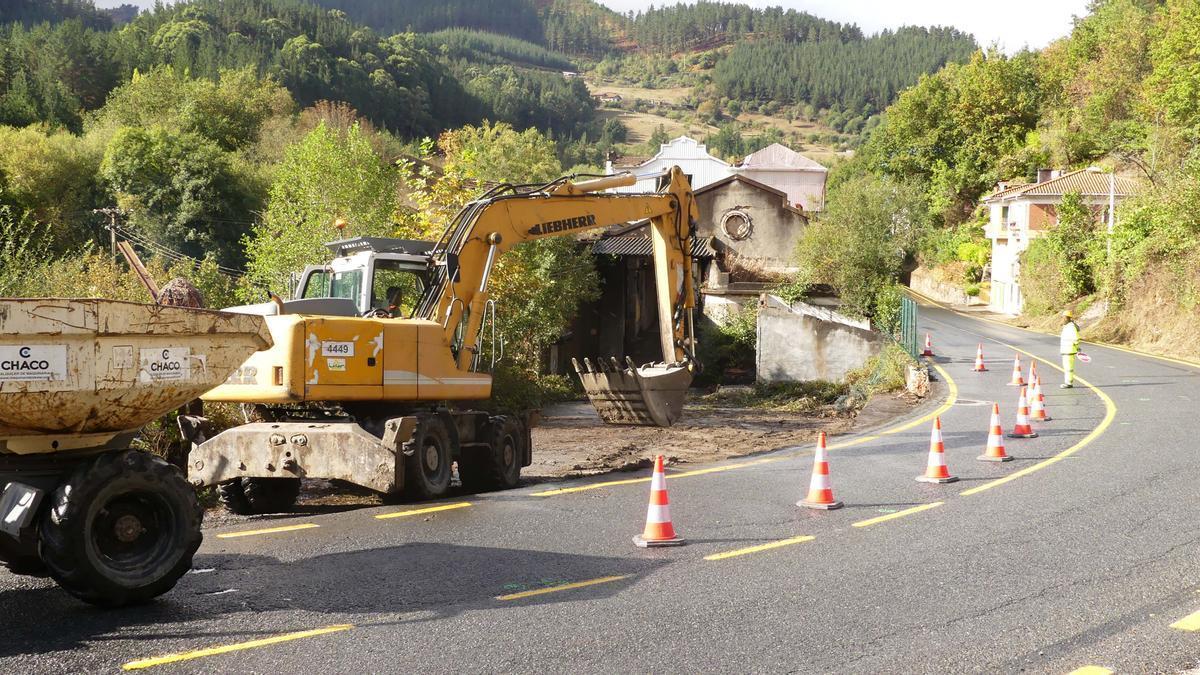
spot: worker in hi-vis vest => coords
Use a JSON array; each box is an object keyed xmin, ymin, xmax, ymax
[{"xmin": 1059, "ymin": 310, "xmax": 1081, "ymax": 388}]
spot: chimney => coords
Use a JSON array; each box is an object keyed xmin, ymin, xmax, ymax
[{"xmin": 1036, "ymin": 168, "xmax": 1055, "ymax": 183}]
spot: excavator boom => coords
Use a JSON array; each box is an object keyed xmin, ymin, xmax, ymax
[{"xmin": 417, "ymin": 167, "xmax": 699, "ymax": 426}]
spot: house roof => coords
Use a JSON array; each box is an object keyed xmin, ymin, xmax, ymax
[
  {"xmin": 611, "ymin": 136, "xmax": 730, "ymax": 171},
  {"xmin": 694, "ymin": 173, "xmax": 807, "ymax": 216},
  {"xmin": 740, "ymin": 143, "xmax": 827, "ymax": 172},
  {"xmin": 984, "ymin": 169, "xmax": 1140, "ymax": 203}
]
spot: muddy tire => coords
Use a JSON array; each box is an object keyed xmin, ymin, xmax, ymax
[
  {"xmin": 38, "ymin": 450, "xmax": 202, "ymax": 607},
  {"xmin": 403, "ymin": 417, "xmax": 452, "ymax": 500},
  {"xmin": 467, "ymin": 416, "xmax": 524, "ymax": 490},
  {"xmin": 217, "ymin": 477, "xmax": 300, "ymax": 515}
]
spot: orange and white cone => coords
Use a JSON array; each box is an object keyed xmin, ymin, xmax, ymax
[
  {"xmin": 916, "ymin": 417, "xmax": 958, "ymax": 484},
  {"xmin": 633, "ymin": 455, "xmax": 685, "ymax": 547},
  {"xmin": 973, "ymin": 343, "xmax": 988, "ymax": 372},
  {"xmin": 1008, "ymin": 387, "xmax": 1038, "ymax": 438},
  {"xmin": 1027, "ymin": 361, "xmax": 1038, "ymax": 389},
  {"xmin": 978, "ymin": 403, "xmax": 1014, "ymax": 462},
  {"xmin": 1007, "ymin": 354, "xmax": 1025, "ymax": 386},
  {"xmin": 1031, "ymin": 376, "xmax": 1052, "ymax": 421},
  {"xmin": 922, "ymin": 333, "xmax": 934, "ymax": 357},
  {"xmin": 798, "ymin": 431, "xmax": 843, "ymax": 510}
]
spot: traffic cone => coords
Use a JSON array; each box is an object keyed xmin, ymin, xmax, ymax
[
  {"xmin": 798, "ymin": 431, "xmax": 843, "ymax": 510},
  {"xmin": 1008, "ymin": 387, "xmax": 1038, "ymax": 438},
  {"xmin": 916, "ymin": 417, "xmax": 958, "ymax": 484},
  {"xmin": 978, "ymin": 403, "xmax": 1013, "ymax": 462},
  {"xmin": 1027, "ymin": 361, "xmax": 1038, "ymax": 389},
  {"xmin": 1007, "ymin": 354, "xmax": 1025, "ymax": 386},
  {"xmin": 1031, "ymin": 376, "xmax": 1052, "ymax": 422},
  {"xmin": 633, "ymin": 455, "xmax": 685, "ymax": 547},
  {"xmin": 973, "ymin": 343, "xmax": 988, "ymax": 372},
  {"xmin": 922, "ymin": 333, "xmax": 934, "ymax": 357}
]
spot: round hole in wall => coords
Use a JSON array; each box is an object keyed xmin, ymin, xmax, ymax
[{"xmin": 721, "ymin": 209, "xmax": 753, "ymax": 240}]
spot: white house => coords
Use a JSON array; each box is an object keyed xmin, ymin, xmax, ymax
[
  {"xmin": 605, "ymin": 136, "xmax": 733, "ymax": 193},
  {"xmin": 736, "ymin": 143, "xmax": 828, "ymax": 212},
  {"xmin": 983, "ymin": 168, "xmax": 1139, "ymax": 315}
]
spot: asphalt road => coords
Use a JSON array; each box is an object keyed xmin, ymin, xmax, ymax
[{"xmin": 2, "ymin": 304, "xmax": 1198, "ymax": 673}]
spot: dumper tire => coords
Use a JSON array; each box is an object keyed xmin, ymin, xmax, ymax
[
  {"xmin": 217, "ymin": 478, "xmax": 301, "ymax": 515},
  {"xmin": 403, "ymin": 417, "xmax": 453, "ymax": 500},
  {"xmin": 470, "ymin": 416, "xmax": 525, "ymax": 490},
  {"xmin": 38, "ymin": 450, "xmax": 202, "ymax": 607}
]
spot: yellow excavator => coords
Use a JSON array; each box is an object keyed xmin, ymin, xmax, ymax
[{"xmin": 182, "ymin": 167, "xmax": 699, "ymax": 512}]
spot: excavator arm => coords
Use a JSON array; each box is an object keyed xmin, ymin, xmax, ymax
[{"xmin": 416, "ymin": 166, "xmax": 700, "ymax": 425}]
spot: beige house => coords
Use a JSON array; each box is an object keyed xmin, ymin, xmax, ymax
[{"xmin": 983, "ymin": 168, "xmax": 1139, "ymax": 314}]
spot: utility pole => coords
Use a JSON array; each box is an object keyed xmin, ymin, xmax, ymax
[
  {"xmin": 93, "ymin": 207, "xmax": 125, "ymax": 261},
  {"xmin": 1107, "ymin": 173, "xmax": 1116, "ymax": 257}
]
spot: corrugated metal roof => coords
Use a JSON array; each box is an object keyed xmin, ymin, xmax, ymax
[
  {"xmin": 985, "ymin": 169, "xmax": 1140, "ymax": 202},
  {"xmin": 741, "ymin": 143, "xmax": 827, "ymax": 171},
  {"xmin": 592, "ymin": 236, "xmax": 715, "ymax": 258}
]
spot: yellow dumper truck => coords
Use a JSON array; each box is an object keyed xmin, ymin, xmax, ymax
[{"xmin": 0, "ymin": 299, "xmax": 270, "ymax": 605}]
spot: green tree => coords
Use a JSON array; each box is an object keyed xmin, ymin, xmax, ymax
[
  {"xmin": 244, "ymin": 121, "xmax": 398, "ymax": 296},
  {"xmin": 398, "ymin": 122, "xmax": 599, "ymax": 372},
  {"xmin": 790, "ymin": 175, "xmax": 929, "ymax": 318},
  {"xmin": 97, "ymin": 67, "xmax": 294, "ymax": 151},
  {"xmin": 100, "ymin": 125, "xmax": 259, "ymax": 266},
  {"xmin": 1144, "ymin": 0, "xmax": 1200, "ymax": 138}
]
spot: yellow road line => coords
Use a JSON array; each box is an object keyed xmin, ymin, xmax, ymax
[
  {"xmin": 122, "ymin": 624, "xmax": 353, "ymax": 670},
  {"xmin": 906, "ymin": 286, "xmax": 1200, "ymax": 370},
  {"xmin": 852, "ymin": 501, "xmax": 943, "ymax": 528},
  {"xmin": 216, "ymin": 523, "xmax": 319, "ymax": 539},
  {"xmin": 1066, "ymin": 667, "xmax": 1113, "ymax": 675},
  {"xmin": 703, "ymin": 535, "xmax": 815, "ymax": 561},
  {"xmin": 1170, "ymin": 608, "xmax": 1200, "ymax": 631},
  {"xmin": 959, "ymin": 343, "xmax": 1117, "ymax": 497},
  {"xmin": 375, "ymin": 502, "xmax": 472, "ymax": 520},
  {"xmin": 532, "ymin": 362, "xmax": 958, "ymax": 498},
  {"xmin": 495, "ymin": 575, "xmax": 629, "ymax": 601}
]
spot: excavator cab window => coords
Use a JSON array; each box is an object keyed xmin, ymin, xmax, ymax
[{"xmin": 370, "ymin": 261, "xmax": 426, "ymax": 318}]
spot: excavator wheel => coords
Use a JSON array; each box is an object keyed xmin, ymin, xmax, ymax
[
  {"xmin": 403, "ymin": 416, "xmax": 453, "ymax": 500},
  {"xmin": 217, "ymin": 477, "xmax": 301, "ymax": 515},
  {"xmin": 38, "ymin": 450, "xmax": 202, "ymax": 607},
  {"xmin": 465, "ymin": 416, "xmax": 525, "ymax": 490}
]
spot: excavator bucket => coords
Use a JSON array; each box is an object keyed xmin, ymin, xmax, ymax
[{"xmin": 573, "ymin": 357, "xmax": 691, "ymax": 427}]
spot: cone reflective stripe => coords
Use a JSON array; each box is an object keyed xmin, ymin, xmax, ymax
[
  {"xmin": 798, "ymin": 431, "xmax": 843, "ymax": 510},
  {"xmin": 978, "ymin": 403, "xmax": 1013, "ymax": 462},
  {"xmin": 1008, "ymin": 354, "xmax": 1025, "ymax": 386},
  {"xmin": 1031, "ymin": 376, "xmax": 1052, "ymax": 421},
  {"xmin": 633, "ymin": 455, "xmax": 684, "ymax": 547},
  {"xmin": 917, "ymin": 416, "xmax": 958, "ymax": 483},
  {"xmin": 1008, "ymin": 387, "xmax": 1038, "ymax": 438},
  {"xmin": 922, "ymin": 333, "xmax": 934, "ymax": 357},
  {"xmin": 973, "ymin": 343, "xmax": 988, "ymax": 372}
]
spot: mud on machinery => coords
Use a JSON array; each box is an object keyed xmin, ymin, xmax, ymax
[
  {"xmin": 183, "ymin": 167, "xmax": 700, "ymax": 514},
  {"xmin": 0, "ymin": 168, "xmax": 697, "ymax": 606}
]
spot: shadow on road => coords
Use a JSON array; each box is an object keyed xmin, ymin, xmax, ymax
[{"xmin": 0, "ymin": 543, "xmax": 663, "ymax": 658}]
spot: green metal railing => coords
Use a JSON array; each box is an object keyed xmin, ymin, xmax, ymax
[{"xmin": 899, "ymin": 295, "xmax": 919, "ymax": 360}]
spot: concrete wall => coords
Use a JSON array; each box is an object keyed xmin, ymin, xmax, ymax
[
  {"xmin": 756, "ymin": 295, "xmax": 883, "ymax": 383},
  {"xmin": 909, "ymin": 267, "xmax": 976, "ymax": 306},
  {"xmin": 695, "ymin": 178, "xmax": 806, "ymax": 272},
  {"xmin": 738, "ymin": 168, "xmax": 826, "ymax": 212}
]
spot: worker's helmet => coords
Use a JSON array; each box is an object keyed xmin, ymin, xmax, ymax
[{"xmin": 1062, "ymin": 310, "xmax": 1074, "ymax": 319}]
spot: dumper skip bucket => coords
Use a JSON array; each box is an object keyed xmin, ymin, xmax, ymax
[{"xmin": 573, "ymin": 357, "xmax": 691, "ymax": 427}]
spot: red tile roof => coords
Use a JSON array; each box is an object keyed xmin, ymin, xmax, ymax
[{"xmin": 984, "ymin": 169, "xmax": 1140, "ymax": 202}]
